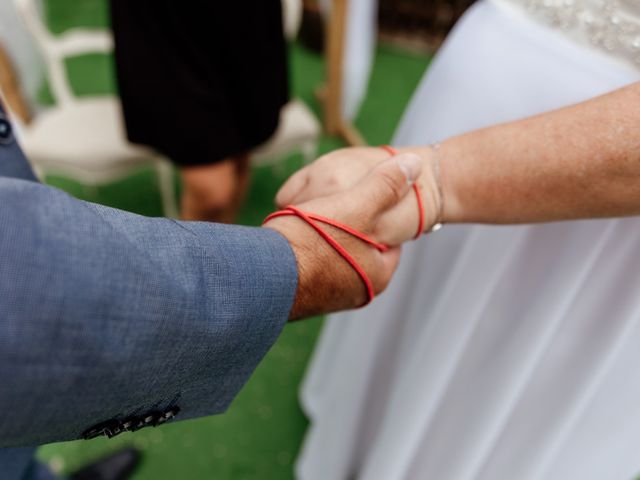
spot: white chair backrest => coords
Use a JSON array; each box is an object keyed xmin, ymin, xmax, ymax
[{"xmin": 12, "ymin": 0, "xmax": 113, "ymax": 106}]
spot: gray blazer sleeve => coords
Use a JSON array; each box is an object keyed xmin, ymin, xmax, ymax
[{"xmin": 0, "ymin": 130, "xmax": 298, "ymax": 448}]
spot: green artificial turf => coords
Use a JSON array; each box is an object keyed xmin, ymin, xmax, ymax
[{"xmin": 34, "ymin": 1, "xmax": 430, "ymax": 478}]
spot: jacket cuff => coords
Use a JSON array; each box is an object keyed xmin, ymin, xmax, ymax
[{"xmin": 175, "ymin": 221, "xmax": 298, "ymax": 414}]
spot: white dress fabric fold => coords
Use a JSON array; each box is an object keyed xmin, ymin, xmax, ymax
[{"xmin": 296, "ymin": 1, "xmax": 640, "ymax": 479}]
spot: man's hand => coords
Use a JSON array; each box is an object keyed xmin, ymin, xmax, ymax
[
  {"xmin": 275, "ymin": 146, "xmax": 442, "ymax": 241},
  {"xmin": 264, "ymin": 153, "xmax": 423, "ymax": 320}
]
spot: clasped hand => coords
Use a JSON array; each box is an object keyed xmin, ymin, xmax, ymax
[{"xmin": 265, "ymin": 147, "xmax": 441, "ymax": 319}]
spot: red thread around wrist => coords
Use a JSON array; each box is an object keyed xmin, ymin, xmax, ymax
[
  {"xmin": 264, "ymin": 206, "xmax": 388, "ymax": 306},
  {"xmin": 380, "ymin": 145, "xmax": 425, "ymax": 239}
]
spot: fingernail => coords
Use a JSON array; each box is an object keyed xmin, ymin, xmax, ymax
[{"xmin": 395, "ymin": 153, "xmax": 422, "ymax": 184}]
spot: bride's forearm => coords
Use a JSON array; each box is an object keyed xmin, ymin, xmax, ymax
[{"xmin": 410, "ymin": 82, "xmax": 640, "ymax": 226}]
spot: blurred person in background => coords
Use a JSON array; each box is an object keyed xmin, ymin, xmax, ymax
[
  {"xmin": 110, "ymin": 0, "xmax": 289, "ymax": 222},
  {"xmin": 279, "ymin": 1, "xmax": 640, "ymax": 479}
]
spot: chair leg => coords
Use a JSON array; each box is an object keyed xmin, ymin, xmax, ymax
[
  {"xmin": 301, "ymin": 140, "xmax": 318, "ymax": 165},
  {"xmin": 83, "ymin": 183, "xmax": 99, "ymax": 200},
  {"xmin": 155, "ymin": 159, "xmax": 179, "ymax": 218},
  {"xmin": 30, "ymin": 164, "xmax": 46, "ymax": 183}
]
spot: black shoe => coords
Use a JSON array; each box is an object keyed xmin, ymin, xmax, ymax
[{"xmin": 69, "ymin": 448, "xmax": 141, "ymax": 480}]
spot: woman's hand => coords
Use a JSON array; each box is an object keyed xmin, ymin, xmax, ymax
[
  {"xmin": 276, "ymin": 146, "xmax": 443, "ymax": 240},
  {"xmin": 265, "ymin": 153, "xmax": 424, "ymax": 319}
]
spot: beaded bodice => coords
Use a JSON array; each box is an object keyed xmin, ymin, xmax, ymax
[{"xmin": 497, "ymin": 0, "xmax": 640, "ymax": 69}]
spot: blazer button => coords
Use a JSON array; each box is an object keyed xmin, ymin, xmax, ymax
[
  {"xmin": 82, "ymin": 419, "xmax": 123, "ymax": 440},
  {"xmin": 82, "ymin": 405, "xmax": 181, "ymax": 440},
  {"xmin": 0, "ymin": 118, "xmax": 13, "ymax": 145},
  {"xmin": 143, "ymin": 414, "xmax": 157, "ymax": 426},
  {"xmin": 163, "ymin": 406, "xmax": 180, "ymax": 420}
]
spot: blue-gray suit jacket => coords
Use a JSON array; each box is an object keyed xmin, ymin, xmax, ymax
[{"xmin": 0, "ymin": 107, "xmax": 298, "ymax": 479}]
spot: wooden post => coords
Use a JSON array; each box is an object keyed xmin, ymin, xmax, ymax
[
  {"xmin": 325, "ymin": 0, "xmax": 346, "ymax": 135},
  {"xmin": 320, "ymin": 0, "xmax": 367, "ymax": 146},
  {"xmin": 0, "ymin": 44, "xmax": 32, "ymax": 124}
]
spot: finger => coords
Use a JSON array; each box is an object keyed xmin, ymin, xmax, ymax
[
  {"xmin": 352, "ymin": 153, "xmax": 423, "ymax": 216},
  {"xmin": 373, "ymin": 194, "xmax": 420, "ymax": 246},
  {"xmin": 285, "ymin": 178, "xmax": 324, "ymax": 205},
  {"xmin": 276, "ymin": 167, "xmax": 310, "ymax": 207}
]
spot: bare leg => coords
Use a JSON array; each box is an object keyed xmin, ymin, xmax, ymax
[
  {"xmin": 180, "ymin": 154, "xmax": 251, "ymax": 223},
  {"xmin": 229, "ymin": 153, "xmax": 251, "ymax": 221}
]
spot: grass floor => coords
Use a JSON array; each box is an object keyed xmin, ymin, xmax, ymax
[{"xmin": 33, "ymin": 2, "xmax": 430, "ymax": 478}]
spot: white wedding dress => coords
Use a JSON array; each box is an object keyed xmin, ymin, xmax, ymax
[{"xmin": 296, "ymin": 1, "xmax": 640, "ymax": 479}]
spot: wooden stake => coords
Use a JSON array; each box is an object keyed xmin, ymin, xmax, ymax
[
  {"xmin": 0, "ymin": 44, "xmax": 32, "ymax": 124},
  {"xmin": 321, "ymin": 0, "xmax": 367, "ymax": 146}
]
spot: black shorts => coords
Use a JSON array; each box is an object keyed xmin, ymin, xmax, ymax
[{"xmin": 110, "ymin": 0, "xmax": 289, "ymax": 166}]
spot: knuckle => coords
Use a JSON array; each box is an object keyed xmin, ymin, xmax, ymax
[
  {"xmin": 329, "ymin": 174, "xmax": 348, "ymax": 190},
  {"xmin": 326, "ymin": 174, "xmax": 340, "ymax": 188}
]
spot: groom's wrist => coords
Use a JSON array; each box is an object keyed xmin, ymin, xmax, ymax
[{"xmin": 264, "ymin": 218, "xmax": 361, "ymax": 320}]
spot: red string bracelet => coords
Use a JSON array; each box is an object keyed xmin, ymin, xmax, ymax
[
  {"xmin": 264, "ymin": 205, "xmax": 389, "ymax": 306},
  {"xmin": 380, "ymin": 145, "xmax": 425, "ymax": 239}
]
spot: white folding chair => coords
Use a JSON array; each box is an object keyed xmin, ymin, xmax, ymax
[
  {"xmin": 252, "ymin": 0, "xmax": 321, "ymax": 167},
  {"xmin": 12, "ymin": 0, "xmax": 179, "ymax": 218},
  {"xmin": 252, "ymin": 99, "xmax": 321, "ymax": 167}
]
